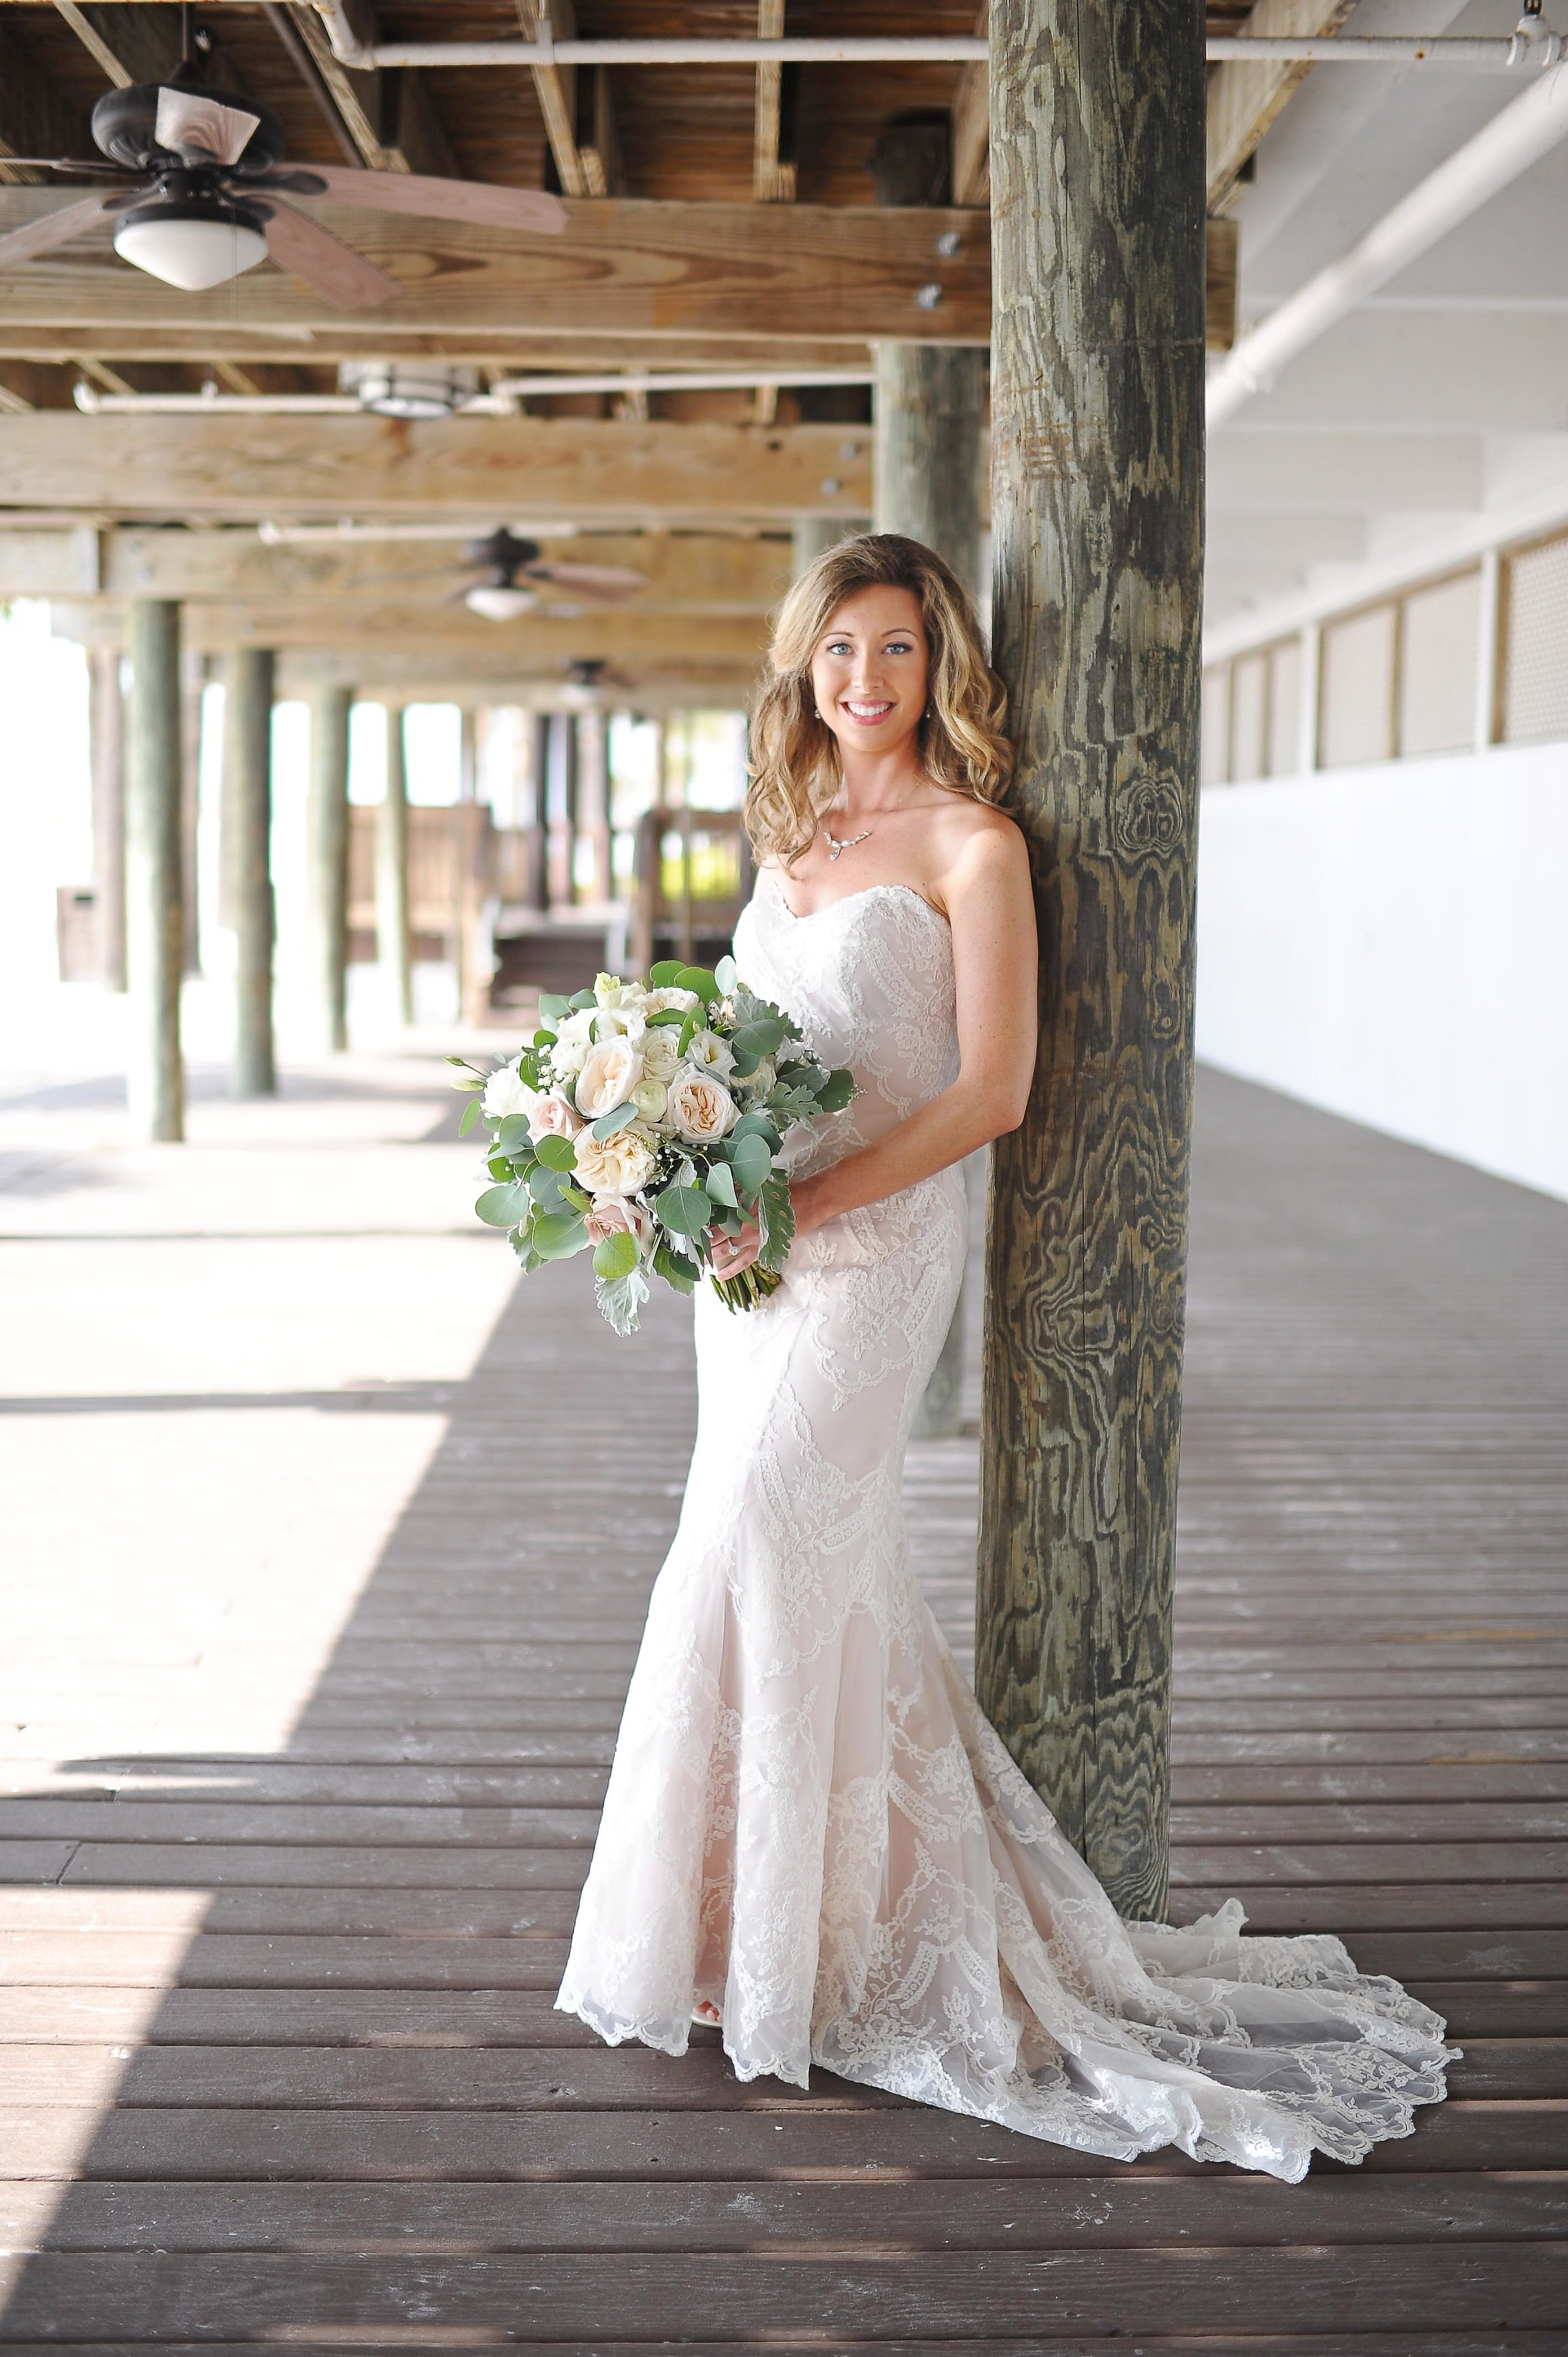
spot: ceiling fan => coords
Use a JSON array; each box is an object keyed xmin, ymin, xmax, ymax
[
  {"xmin": 0, "ymin": 62, "xmax": 566, "ymax": 306},
  {"xmin": 448, "ymin": 529, "xmax": 649, "ymax": 622}
]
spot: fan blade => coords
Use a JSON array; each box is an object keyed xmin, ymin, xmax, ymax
[
  {"xmin": 301, "ymin": 166, "xmax": 567, "ymax": 237},
  {"xmin": 526, "ymin": 562, "xmax": 649, "ymax": 601},
  {"xmin": 0, "ymin": 194, "xmax": 121, "ymax": 270},
  {"xmin": 263, "ymin": 198, "xmax": 399, "ymax": 309}
]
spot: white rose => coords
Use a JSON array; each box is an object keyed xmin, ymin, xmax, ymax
[
  {"xmin": 549, "ymin": 1015, "xmax": 593, "ymax": 1080},
  {"xmin": 630, "ymin": 1078, "xmax": 668, "ymax": 1124},
  {"xmin": 574, "ymin": 1127, "xmax": 657, "ymax": 1196},
  {"xmin": 575, "ymin": 1036, "xmax": 645, "ymax": 1121},
  {"xmin": 640, "ymin": 1026, "xmax": 683, "ymax": 1084},
  {"xmin": 642, "ymin": 986, "xmax": 701, "ymax": 1016},
  {"xmin": 481, "ymin": 1063, "xmax": 539, "ymax": 1122},
  {"xmin": 685, "ymin": 1028, "xmax": 735, "ymax": 1080},
  {"xmin": 586, "ymin": 1193, "xmax": 654, "ymax": 1256},
  {"xmin": 667, "ymin": 1070, "xmax": 739, "ymax": 1146},
  {"xmin": 528, "ymin": 1091, "xmax": 583, "ymax": 1142}
]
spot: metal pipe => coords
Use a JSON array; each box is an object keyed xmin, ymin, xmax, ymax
[
  {"xmin": 1209, "ymin": 50, "xmax": 1568, "ymax": 429},
  {"xmin": 304, "ymin": 5, "xmax": 1565, "ymax": 73}
]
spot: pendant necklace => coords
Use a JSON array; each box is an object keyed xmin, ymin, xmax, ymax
[{"xmin": 821, "ymin": 816, "xmax": 873, "ymax": 862}]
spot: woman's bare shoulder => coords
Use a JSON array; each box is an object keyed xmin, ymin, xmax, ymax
[{"xmin": 930, "ymin": 795, "xmax": 1027, "ymax": 877}]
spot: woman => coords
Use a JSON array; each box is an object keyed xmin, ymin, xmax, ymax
[{"xmin": 556, "ymin": 532, "xmax": 1451, "ymax": 2181}]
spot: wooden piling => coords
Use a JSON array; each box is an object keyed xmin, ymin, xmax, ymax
[
  {"xmin": 125, "ymin": 599, "xmax": 185, "ymax": 1142},
  {"xmin": 577, "ymin": 702, "xmax": 613, "ymax": 905},
  {"xmin": 977, "ymin": 0, "xmax": 1206, "ymax": 1920},
  {"xmin": 377, "ymin": 702, "xmax": 413, "ymax": 1027},
  {"xmin": 224, "ymin": 647, "xmax": 277, "ymax": 1097},
  {"xmin": 89, "ymin": 644, "xmax": 126, "ymax": 992},
  {"xmin": 309, "ymin": 683, "xmax": 354, "ymax": 1055}
]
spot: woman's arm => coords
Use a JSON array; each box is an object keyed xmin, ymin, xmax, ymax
[{"xmin": 710, "ymin": 820, "xmax": 1036, "ymax": 1279}]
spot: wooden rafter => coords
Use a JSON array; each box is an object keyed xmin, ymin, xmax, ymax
[
  {"xmin": 277, "ymin": 0, "xmax": 458, "ymax": 179},
  {"xmin": 0, "ymin": 14, "xmax": 92, "ymax": 183},
  {"xmin": 49, "ymin": 597, "xmax": 772, "ymax": 665},
  {"xmin": 753, "ymin": 0, "xmax": 795, "ymax": 205},
  {"xmin": 1207, "ymin": 0, "xmax": 1356, "ymax": 210},
  {"xmin": 951, "ymin": 3, "xmax": 990, "ymax": 208}
]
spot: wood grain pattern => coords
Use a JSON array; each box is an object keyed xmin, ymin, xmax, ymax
[
  {"xmin": 977, "ymin": 0, "xmax": 1207, "ymax": 1918},
  {"xmin": 306, "ymin": 683, "xmax": 352, "ymax": 1058},
  {"xmin": 124, "ymin": 599, "xmax": 184, "ymax": 1146},
  {"xmin": 222, "ymin": 649, "xmax": 276, "ymax": 1101}
]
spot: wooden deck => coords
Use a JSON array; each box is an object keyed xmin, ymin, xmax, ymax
[{"xmin": 1, "ymin": 1056, "xmax": 1565, "ymax": 2350}]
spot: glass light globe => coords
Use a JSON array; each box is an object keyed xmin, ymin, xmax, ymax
[
  {"xmin": 465, "ymin": 585, "xmax": 538, "ymax": 621},
  {"xmin": 113, "ymin": 212, "xmax": 267, "ymax": 292}
]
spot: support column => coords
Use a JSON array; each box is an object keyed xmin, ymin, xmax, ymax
[
  {"xmin": 875, "ymin": 342, "xmax": 988, "ymax": 1440},
  {"xmin": 545, "ymin": 710, "xmax": 578, "ymax": 906},
  {"xmin": 125, "ymin": 600, "xmax": 185, "ymax": 1142},
  {"xmin": 377, "ymin": 702, "xmax": 413, "ymax": 1027},
  {"xmin": 525, "ymin": 712, "xmax": 550, "ymax": 909},
  {"xmin": 577, "ymin": 702, "xmax": 612, "ymax": 903},
  {"xmin": 90, "ymin": 646, "xmax": 126, "ymax": 991},
  {"xmin": 308, "ymin": 684, "xmax": 353, "ymax": 1054},
  {"xmin": 977, "ymin": 0, "xmax": 1205, "ymax": 1920},
  {"xmin": 225, "ymin": 648, "xmax": 277, "ymax": 1097},
  {"xmin": 179, "ymin": 650, "xmax": 205, "ymax": 976},
  {"xmin": 792, "ymin": 517, "xmax": 862, "ymax": 574}
]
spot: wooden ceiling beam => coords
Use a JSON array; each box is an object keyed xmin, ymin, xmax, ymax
[
  {"xmin": 0, "ymin": 327, "xmax": 877, "ymax": 371},
  {"xmin": 275, "ymin": 0, "xmax": 458, "ymax": 179},
  {"xmin": 1207, "ymin": 0, "xmax": 1355, "ymax": 210},
  {"xmin": 951, "ymin": 5, "xmax": 991, "ymax": 208},
  {"xmin": 0, "ymin": 191, "xmax": 988, "ymax": 343},
  {"xmin": 50, "ymin": 596, "xmax": 770, "ymax": 665},
  {"xmin": 0, "ymin": 414, "xmax": 873, "ymax": 522},
  {"xmin": 754, "ymin": 1, "xmax": 796, "ymax": 204},
  {"xmin": 0, "ymin": 524, "xmax": 793, "ymax": 606},
  {"xmin": 274, "ymin": 657, "xmax": 758, "ymax": 708}
]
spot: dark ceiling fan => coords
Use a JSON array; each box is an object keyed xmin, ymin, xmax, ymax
[
  {"xmin": 447, "ymin": 529, "xmax": 649, "ymax": 622},
  {"xmin": 0, "ymin": 61, "xmax": 566, "ymax": 306}
]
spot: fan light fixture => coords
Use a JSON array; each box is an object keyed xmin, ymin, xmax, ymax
[
  {"xmin": 465, "ymin": 583, "xmax": 539, "ymax": 621},
  {"xmin": 113, "ymin": 196, "xmax": 268, "ymax": 290},
  {"xmin": 339, "ymin": 362, "xmax": 480, "ymax": 420}
]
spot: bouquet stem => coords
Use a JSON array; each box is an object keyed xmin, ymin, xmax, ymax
[{"xmin": 710, "ymin": 1265, "xmax": 783, "ymax": 1313}]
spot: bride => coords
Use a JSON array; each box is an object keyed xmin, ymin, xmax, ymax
[{"xmin": 556, "ymin": 532, "xmax": 1452, "ymax": 2182}]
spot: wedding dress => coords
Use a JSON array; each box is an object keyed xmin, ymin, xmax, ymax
[{"xmin": 556, "ymin": 869, "xmax": 1453, "ymax": 2181}]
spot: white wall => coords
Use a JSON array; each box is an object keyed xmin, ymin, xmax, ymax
[{"xmin": 1195, "ymin": 740, "xmax": 1568, "ymax": 1201}]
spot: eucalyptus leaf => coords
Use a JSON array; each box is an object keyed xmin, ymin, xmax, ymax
[
  {"xmin": 734, "ymin": 1015, "xmax": 790, "ymax": 1056},
  {"xmin": 538, "ymin": 992, "xmax": 572, "ymax": 1022},
  {"xmin": 653, "ymin": 1241, "xmax": 697, "ymax": 1294},
  {"xmin": 816, "ymin": 1067, "xmax": 856, "ymax": 1113},
  {"xmin": 558, "ymin": 1184, "xmax": 591, "ymax": 1215},
  {"xmin": 475, "ymin": 1180, "xmax": 531, "ymax": 1229},
  {"xmin": 532, "ymin": 1027, "xmax": 557, "ymax": 1049},
  {"xmin": 649, "ymin": 959, "xmax": 683, "ymax": 987},
  {"xmin": 674, "ymin": 964, "xmax": 720, "ymax": 1003},
  {"xmin": 730, "ymin": 1132, "xmax": 773, "ymax": 1200},
  {"xmin": 645, "ymin": 1008, "xmax": 687, "ymax": 1028},
  {"xmin": 591, "ymin": 1101, "xmax": 637, "ymax": 1141},
  {"xmin": 532, "ymin": 1209, "xmax": 591, "ymax": 1260},
  {"xmin": 731, "ymin": 1112, "xmax": 781, "ymax": 1150},
  {"xmin": 486, "ymin": 1155, "xmax": 513, "ymax": 1181},
  {"xmin": 458, "ymin": 1094, "xmax": 483, "ymax": 1139},
  {"xmin": 655, "ymin": 1182, "xmax": 711, "ymax": 1237},
  {"xmin": 714, "ymin": 953, "xmax": 738, "ymax": 994},
  {"xmin": 494, "ymin": 1114, "xmax": 535, "ymax": 1156},
  {"xmin": 704, "ymin": 1159, "xmax": 738, "ymax": 1210},
  {"xmin": 532, "ymin": 1133, "xmax": 577, "ymax": 1172},
  {"xmin": 528, "ymin": 1163, "xmax": 570, "ymax": 1206},
  {"xmin": 592, "ymin": 1229, "xmax": 640, "ymax": 1281},
  {"xmin": 676, "ymin": 1010, "xmax": 699, "ymax": 1057},
  {"xmin": 568, "ymin": 988, "xmax": 598, "ymax": 1009}
]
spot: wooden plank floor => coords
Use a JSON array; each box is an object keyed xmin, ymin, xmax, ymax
[{"xmin": 1, "ymin": 1058, "xmax": 1565, "ymax": 2350}]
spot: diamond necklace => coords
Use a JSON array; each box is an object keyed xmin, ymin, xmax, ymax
[{"xmin": 820, "ymin": 816, "xmax": 874, "ymax": 862}]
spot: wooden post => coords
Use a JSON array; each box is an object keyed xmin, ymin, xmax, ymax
[
  {"xmin": 224, "ymin": 648, "xmax": 277, "ymax": 1097},
  {"xmin": 792, "ymin": 517, "xmax": 861, "ymax": 574},
  {"xmin": 577, "ymin": 702, "xmax": 613, "ymax": 904},
  {"xmin": 977, "ymin": 0, "xmax": 1205, "ymax": 1922},
  {"xmin": 525, "ymin": 712, "xmax": 550, "ymax": 910},
  {"xmin": 874, "ymin": 341, "xmax": 987, "ymax": 1442},
  {"xmin": 89, "ymin": 644, "xmax": 126, "ymax": 991},
  {"xmin": 308, "ymin": 683, "xmax": 353, "ymax": 1054},
  {"xmin": 179, "ymin": 649, "xmax": 205, "ymax": 977},
  {"xmin": 377, "ymin": 701, "xmax": 414, "ymax": 1028},
  {"xmin": 125, "ymin": 600, "xmax": 185, "ymax": 1142},
  {"xmin": 546, "ymin": 710, "xmax": 579, "ymax": 906}
]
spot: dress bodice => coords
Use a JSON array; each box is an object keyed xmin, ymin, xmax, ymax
[{"xmin": 733, "ymin": 870, "xmax": 958, "ymax": 1175}]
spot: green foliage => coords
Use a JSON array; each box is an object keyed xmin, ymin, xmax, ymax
[
  {"xmin": 568, "ymin": 988, "xmax": 598, "ymax": 1009},
  {"xmin": 644, "ymin": 1008, "xmax": 687, "ymax": 1028},
  {"xmin": 674, "ymin": 965, "xmax": 720, "ymax": 1003},
  {"xmin": 590, "ymin": 1101, "xmax": 636, "ymax": 1140},
  {"xmin": 538, "ymin": 991, "xmax": 572, "ymax": 1022},
  {"xmin": 493, "ymin": 1114, "xmax": 534, "ymax": 1156},
  {"xmin": 475, "ymin": 1180, "xmax": 531, "ymax": 1228},
  {"xmin": 730, "ymin": 1110, "xmax": 781, "ymax": 1149},
  {"xmin": 703, "ymin": 1159, "xmax": 738, "ymax": 1210},
  {"xmin": 757, "ymin": 1168, "xmax": 795, "ymax": 1272},
  {"xmin": 532, "ymin": 1209, "xmax": 591, "ymax": 1260},
  {"xmin": 649, "ymin": 959, "xmax": 684, "ymax": 987},
  {"xmin": 766, "ymin": 1081, "xmax": 824, "ymax": 1125},
  {"xmin": 532, "ymin": 1133, "xmax": 577, "ymax": 1172},
  {"xmin": 486, "ymin": 1154, "xmax": 513, "ymax": 1180},
  {"xmin": 816, "ymin": 1067, "xmax": 856, "ymax": 1113},
  {"xmin": 676, "ymin": 1010, "xmax": 700, "ymax": 1057},
  {"xmin": 714, "ymin": 954, "xmax": 738, "ymax": 994},
  {"xmin": 532, "ymin": 1027, "xmax": 556, "ymax": 1049},
  {"xmin": 733, "ymin": 1015, "xmax": 790, "ymax": 1058},
  {"xmin": 592, "ymin": 1230, "xmax": 640, "ymax": 1281},
  {"xmin": 655, "ymin": 1182, "xmax": 711, "ymax": 1237},
  {"xmin": 458, "ymin": 1094, "xmax": 483, "ymax": 1138},
  {"xmin": 653, "ymin": 1240, "xmax": 697, "ymax": 1292},
  {"xmin": 729, "ymin": 1132, "xmax": 773, "ymax": 1201},
  {"xmin": 596, "ymin": 1266, "xmax": 651, "ymax": 1336}
]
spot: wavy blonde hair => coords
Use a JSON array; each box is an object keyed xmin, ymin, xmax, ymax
[{"xmin": 746, "ymin": 532, "xmax": 1013, "ymax": 868}]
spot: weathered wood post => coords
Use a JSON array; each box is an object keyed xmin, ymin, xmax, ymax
[
  {"xmin": 524, "ymin": 712, "xmax": 550, "ymax": 911},
  {"xmin": 977, "ymin": 0, "xmax": 1206, "ymax": 1920},
  {"xmin": 125, "ymin": 600, "xmax": 185, "ymax": 1142},
  {"xmin": 90, "ymin": 645, "xmax": 126, "ymax": 992},
  {"xmin": 377, "ymin": 701, "xmax": 414, "ymax": 1027},
  {"xmin": 224, "ymin": 648, "xmax": 277, "ymax": 1097},
  {"xmin": 545, "ymin": 710, "xmax": 579, "ymax": 907},
  {"xmin": 179, "ymin": 649, "xmax": 205, "ymax": 977},
  {"xmin": 308, "ymin": 683, "xmax": 354, "ymax": 1054},
  {"xmin": 874, "ymin": 341, "xmax": 987, "ymax": 1440},
  {"xmin": 577, "ymin": 700, "xmax": 613, "ymax": 904}
]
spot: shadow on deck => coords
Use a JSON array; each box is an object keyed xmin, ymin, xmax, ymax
[{"xmin": 1, "ymin": 1069, "xmax": 1565, "ymax": 2348}]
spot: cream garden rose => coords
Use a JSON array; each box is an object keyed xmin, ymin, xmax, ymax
[
  {"xmin": 640, "ymin": 1026, "xmax": 683, "ymax": 1084},
  {"xmin": 549, "ymin": 1008, "xmax": 596, "ymax": 1079},
  {"xmin": 641, "ymin": 985, "xmax": 701, "ymax": 1016},
  {"xmin": 573, "ymin": 1127, "xmax": 657, "ymax": 1196},
  {"xmin": 575, "ymin": 1036, "xmax": 645, "ymax": 1121},
  {"xmin": 630, "ymin": 1078, "xmax": 668, "ymax": 1123},
  {"xmin": 667, "ymin": 1070, "xmax": 738, "ymax": 1146}
]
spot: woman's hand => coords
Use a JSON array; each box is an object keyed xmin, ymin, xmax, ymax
[{"xmin": 709, "ymin": 1216, "xmax": 763, "ymax": 1281}]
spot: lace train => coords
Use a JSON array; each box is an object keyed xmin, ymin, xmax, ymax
[{"xmin": 556, "ymin": 877, "xmax": 1454, "ymax": 2182}]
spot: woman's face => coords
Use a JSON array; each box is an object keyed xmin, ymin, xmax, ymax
[{"xmin": 808, "ymin": 585, "xmax": 930, "ymax": 760}]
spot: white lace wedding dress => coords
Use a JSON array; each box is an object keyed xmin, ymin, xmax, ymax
[{"xmin": 556, "ymin": 870, "xmax": 1453, "ymax": 2181}]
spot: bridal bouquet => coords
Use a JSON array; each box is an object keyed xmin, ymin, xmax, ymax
[{"xmin": 450, "ymin": 956, "xmax": 854, "ymax": 1334}]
